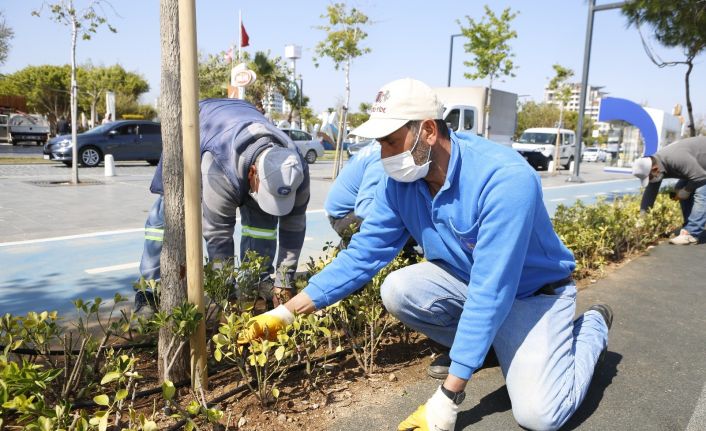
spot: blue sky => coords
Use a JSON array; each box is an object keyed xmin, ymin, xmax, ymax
[{"xmin": 2, "ymin": 0, "xmax": 704, "ymax": 121}]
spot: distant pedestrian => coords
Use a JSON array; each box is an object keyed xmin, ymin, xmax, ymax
[
  {"xmin": 101, "ymin": 113, "xmax": 112, "ymax": 125},
  {"xmin": 632, "ymin": 136, "xmax": 706, "ymax": 245},
  {"xmin": 56, "ymin": 116, "xmax": 70, "ymax": 135}
]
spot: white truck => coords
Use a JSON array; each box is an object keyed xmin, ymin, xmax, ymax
[
  {"xmin": 0, "ymin": 113, "xmax": 50, "ymax": 146},
  {"xmin": 512, "ymin": 127, "xmax": 576, "ymax": 171},
  {"xmin": 433, "ymin": 86, "xmax": 518, "ymax": 147}
]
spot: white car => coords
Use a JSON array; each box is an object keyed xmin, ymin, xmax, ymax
[
  {"xmin": 582, "ymin": 147, "xmax": 607, "ymax": 162},
  {"xmin": 280, "ymin": 128, "xmax": 325, "ymax": 164}
]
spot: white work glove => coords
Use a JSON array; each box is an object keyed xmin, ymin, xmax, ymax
[
  {"xmin": 398, "ymin": 386, "xmax": 459, "ymax": 431},
  {"xmin": 675, "ymin": 189, "xmax": 692, "ymax": 200}
]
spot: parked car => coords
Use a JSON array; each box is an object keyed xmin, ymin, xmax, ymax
[
  {"xmin": 581, "ymin": 147, "xmax": 607, "ymax": 162},
  {"xmin": 3, "ymin": 113, "xmax": 50, "ymax": 146},
  {"xmin": 346, "ymin": 139, "xmax": 375, "ymax": 158},
  {"xmin": 512, "ymin": 127, "xmax": 576, "ymax": 171},
  {"xmin": 280, "ymin": 128, "xmax": 325, "ymax": 164},
  {"xmin": 43, "ymin": 120, "xmax": 162, "ymax": 167}
]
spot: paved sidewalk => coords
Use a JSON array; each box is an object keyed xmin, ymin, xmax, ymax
[{"xmin": 331, "ymin": 242, "xmax": 706, "ymax": 430}]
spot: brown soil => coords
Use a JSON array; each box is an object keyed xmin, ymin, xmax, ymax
[{"xmin": 133, "ymin": 328, "xmax": 438, "ymax": 430}]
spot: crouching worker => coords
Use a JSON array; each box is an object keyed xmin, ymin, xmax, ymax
[
  {"xmin": 239, "ymin": 79, "xmax": 612, "ymax": 431},
  {"xmin": 136, "ymin": 98, "xmax": 309, "ymax": 314}
]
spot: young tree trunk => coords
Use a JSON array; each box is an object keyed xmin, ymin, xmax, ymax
[
  {"xmin": 70, "ymin": 15, "xmax": 79, "ymax": 184},
  {"xmin": 684, "ymin": 58, "xmax": 696, "ymax": 137},
  {"xmin": 158, "ymin": 0, "xmax": 189, "ymax": 384},
  {"xmin": 484, "ymin": 78, "xmax": 493, "ymax": 139},
  {"xmin": 552, "ymin": 105, "xmax": 564, "ymax": 175},
  {"xmin": 332, "ymin": 57, "xmax": 351, "ymax": 179}
]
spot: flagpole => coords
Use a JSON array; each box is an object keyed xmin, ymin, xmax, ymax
[{"xmin": 238, "ymin": 9, "xmax": 242, "ymax": 61}]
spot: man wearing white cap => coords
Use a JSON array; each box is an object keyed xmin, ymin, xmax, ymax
[
  {"xmin": 242, "ymin": 78, "xmax": 611, "ymax": 431},
  {"xmin": 137, "ymin": 99, "xmax": 309, "ymax": 312},
  {"xmin": 632, "ymin": 136, "xmax": 706, "ymax": 245}
]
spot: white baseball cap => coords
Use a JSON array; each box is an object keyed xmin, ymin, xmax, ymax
[
  {"xmin": 350, "ymin": 78, "xmax": 445, "ymax": 139},
  {"xmin": 256, "ymin": 147, "xmax": 304, "ymax": 216},
  {"xmin": 631, "ymin": 157, "xmax": 653, "ymax": 187}
]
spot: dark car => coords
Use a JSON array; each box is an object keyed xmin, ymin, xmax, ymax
[
  {"xmin": 43, "ymin": 120, "xmax": 162, "ymax": 167},
  {"xmin": 346, "ymin": 139, "xmax": 375, "ymax": 158}
]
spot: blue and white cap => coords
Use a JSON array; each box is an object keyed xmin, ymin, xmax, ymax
[{"xmin": 256, "ymin": 146, "xmax": 304, "ymax": 216}]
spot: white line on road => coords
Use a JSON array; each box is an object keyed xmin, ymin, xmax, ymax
[
  {"xmin": 0, "ymin": 209, "xmax": 329, "ymax": 247},
  {"xmin": 686, "ymin": 381, "xmax": 706, "ymax": 431},
  {"xmin": 85, "ymin": 262, "xmax": 139, "ymax": 274},
  {"xmin": 542, "ymin": 178, "xmax": 636, "ymax": 190},
  {"xmin": 0, "ymin": 228, "xmax": 145, "ymax": 247}
]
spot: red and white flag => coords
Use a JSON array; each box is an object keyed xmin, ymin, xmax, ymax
[{"xmin": 240, "ymin": 22, "xmax": 250, "ymax": 48}]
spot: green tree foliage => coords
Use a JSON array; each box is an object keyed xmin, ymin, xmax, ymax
[
  {"xmin": 77, "ymin": 63, "xmax": 150, "ymax": 124},
  {"xmin": 314, "ymin": 2, "xmax": 372, "ymax": 177},
  {"xmin": 516, "ymin": 101, "xmax": 593, "ymax": 141},
  {"xmin": 0, "ymin": 10, "xmax": 14, "ymax": 67},
  {"xmin": 246, "ymin": 51, "xmax": 289, "ymax": 115},
  {"xmin": 622, "ymin": 0, "xmax": 706, "ymax": 137},
  {"xmin": 0, "ymin": 65, "xmax": 72, "ymax": 122},
  {"xmin": 346, "ymin": 102, "xmax": 370, "ymax": 129},
  {"xmin": 198, "ymin": 51, "xmax": 231, "ymax": 99},
  {"xmin": 0, "ymin": 64, "xmax": 150, "ymax": 124},
  {"xmin": 458, "ymin": 5, "xmax": 518, "ymax": 138}
]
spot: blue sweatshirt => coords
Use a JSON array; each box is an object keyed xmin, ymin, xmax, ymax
[
  {"xmin": 324, "ymin": 142, "xmax": 385, "ymax": 220},
  {"xmin": 304, "ymin": 132, "xmax": 575, "ymax": 380}
]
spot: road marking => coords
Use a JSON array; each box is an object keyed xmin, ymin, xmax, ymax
[
  {"xmin": 85, "ymin": 262, "xmax": 139, "ymax": 274},
  {"xmin": 549, "ymin": 198, "xmax": 566, "ymax": 202},
  {"xmin": 542, "ymin": 178, "xmax": 635, "ymax": 190},
  {"xmin": 686, "ymin": 381, "xmax": 706, "ymax": 431},
  {"xmin": 0, "ymin": 209, "xmax": 328, "ymax": 247},
  {"xmin": 0, "ymin": 228, "xmax": 145, "ymax": 247}
]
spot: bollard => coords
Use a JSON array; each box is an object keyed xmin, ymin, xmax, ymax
[{"xmin": 104, "ymin": 154, "xmax": 116, "ymax": 177}]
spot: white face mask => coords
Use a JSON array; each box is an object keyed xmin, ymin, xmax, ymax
[
  {"xmin": 381, "ymin": 127, "xmax": 431, "ymax": 182},
  {"xmin": 649, "ymin": 172, "xmax": 664, "ymax": 183}
]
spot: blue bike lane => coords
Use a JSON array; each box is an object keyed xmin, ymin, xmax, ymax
[{"xmin": 0, "ymin": 178, "xmax": 649, "ymax": 317}]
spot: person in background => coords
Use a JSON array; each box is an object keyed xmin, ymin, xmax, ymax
[
  {"xmin": 324, "ymin": 140, "xmax": 385, "ymax": 248},
  {"xmin": 632, "ymin": 136, "xmax": 706, "ymax": 245},
  {"xmin": 101, "ymin": 113, "xmax": 113, "ymax": 125},
  {"xmin": 136, "ymin": 99, "xmax": 310, "ymax": 314},
  {"xmin": 56, "ymin": 116, "xmax": 70, "ymax": 135},
  {"xmin": 241, "ymin": 78, "xmax": 612, "ymax": 431}
]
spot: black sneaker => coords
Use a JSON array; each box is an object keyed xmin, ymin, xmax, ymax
[
  {"xmin": 588, "ymin": 304, "xmax": 613, "ymax": 330},
  {"xmin": 427, "ymin": 352, "xmax": 451, "ymax": 379},
  {"xmin": 588, "ymin": 304, "xmax": 613, "ymax": 366},
  {"xmin": 134, "ymin": 290, "xmax": 157, "ymax": 316}
]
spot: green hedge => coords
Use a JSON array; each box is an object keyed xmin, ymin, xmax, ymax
[{"xmin": 553, "ymin": 192, "xmax": 681, "ymax": 279}]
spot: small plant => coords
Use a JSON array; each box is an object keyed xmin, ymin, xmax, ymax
[
  {"xmin": 151, "ymin": 303, "xmax": 203, "ymax": 379},
  {"xmin": 331, "ymin": 252, "xmax": 416, "ymax": 375},
  {"xmin": 212, "ymin": 311, "xmax": 295, "ymax": 406}
]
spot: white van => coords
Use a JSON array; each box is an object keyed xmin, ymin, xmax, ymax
[{"xmin": 512, "ymin": 127, "xmax": 576, "ymax": 170}]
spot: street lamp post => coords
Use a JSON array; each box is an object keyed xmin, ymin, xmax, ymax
[
  {"xmin": 447, "ymin": 33, "xmax": 463, "ymax": 87},
  {"xmin": 568, "ymin": 0, "xmax": 626, "ymax": 182}
]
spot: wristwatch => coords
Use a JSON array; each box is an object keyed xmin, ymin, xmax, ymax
[{"xmin": 440, "ymin": 384, "xmax": 466, "ymax": 405}]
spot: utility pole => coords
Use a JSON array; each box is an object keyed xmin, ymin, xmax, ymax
[{"xmin": 568, "ymin": 0, "xmax": 626, "ymax": 182}]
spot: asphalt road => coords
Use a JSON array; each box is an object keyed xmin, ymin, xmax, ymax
[{"xmin": 331, "ymin": 242, "xmax": 706, "ymax": 430}]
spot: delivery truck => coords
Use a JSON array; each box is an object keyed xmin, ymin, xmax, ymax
[{"xmin": 434, "ymin": 86, "xmax": 518, "ymax": 147}]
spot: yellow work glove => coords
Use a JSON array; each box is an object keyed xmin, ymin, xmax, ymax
[
  {"xmin": 237, "ymin": 305, "xmax": 295, "ymax": 344},
  {"xmin": 398, "ymin": 386, "xmax": 458, "ymax": 431}
]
